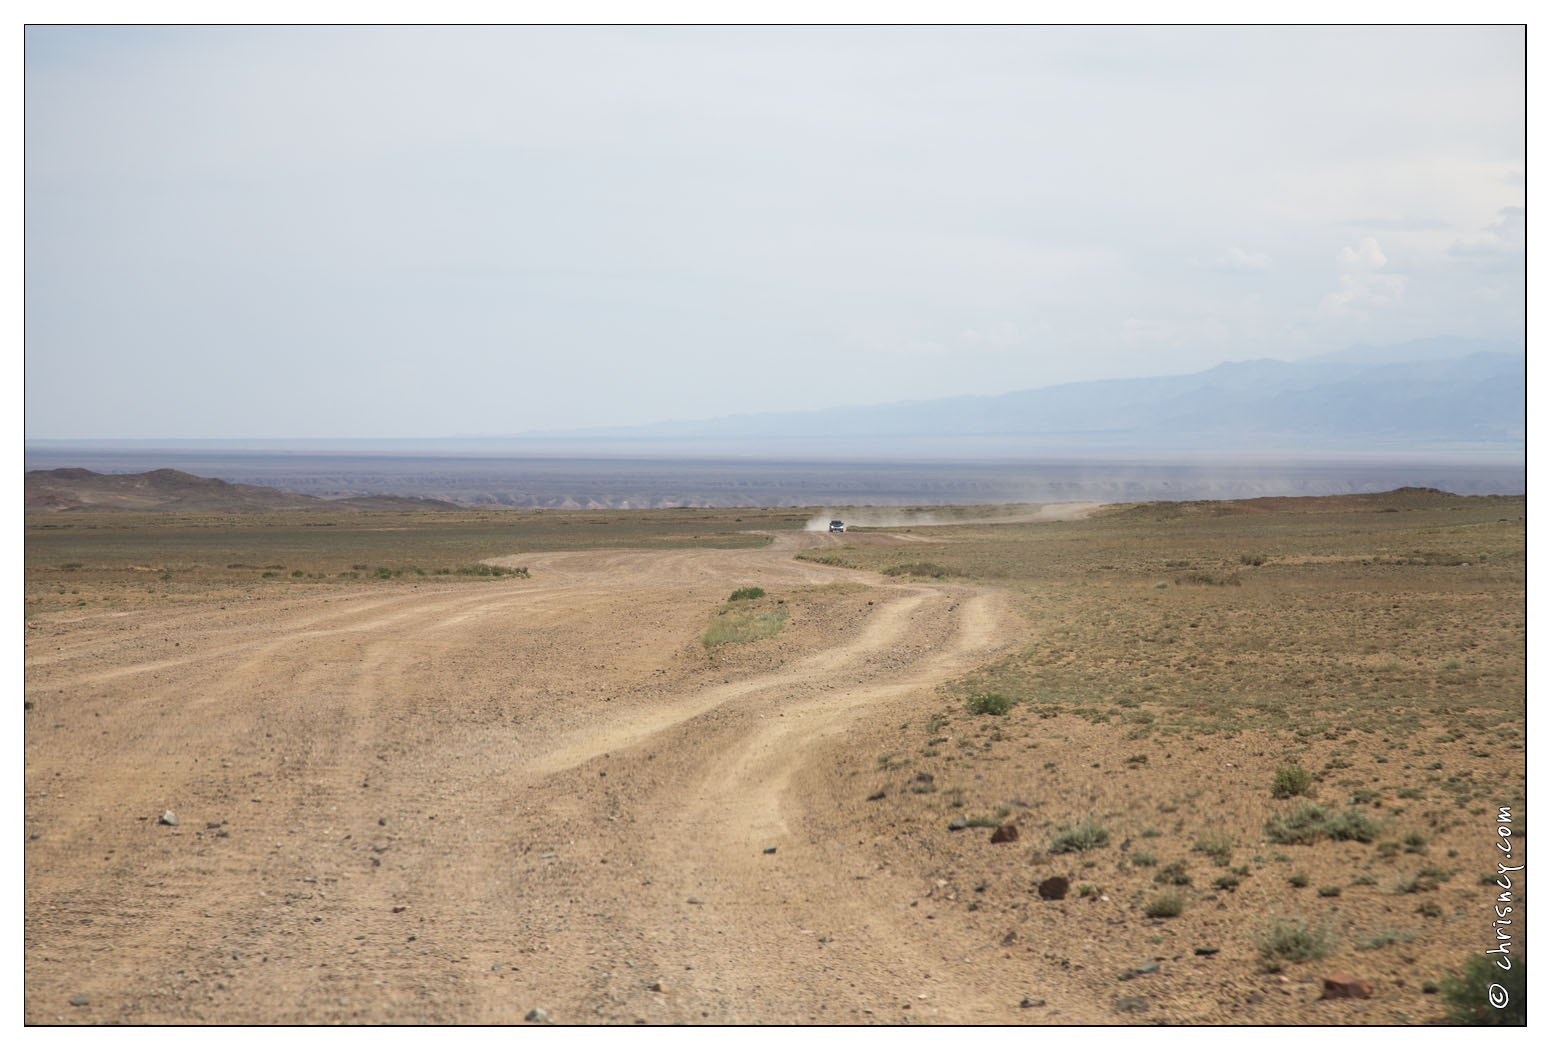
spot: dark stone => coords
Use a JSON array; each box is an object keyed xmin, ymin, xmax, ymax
[
  {"xmin": 1320, "ymin": 974, "xmax": 1374, "ymax": 1000},
  {"xmin": 525, "ymin": 1007, "xmax": 551, "ymax": 1023},
  {"xmin": 762, "ymin": 846, "xmax": 777, "ymax": 855},
  {"xmin": 1115, "ymin": 997, "xmax": 1149, "ymax": 1013},
  {"xmin": 69, "ymin": 994, "xmax": 90, "ymax": 1007},
  {"xmin": 909, "ymin": 772, "xmax": 934, "ymax": 784},
  {"xmin": 1195, "ymin": 946, "xmax": 1220, "ymax": 956},
  {"xmin": 948, "ymin": 817, "xmax": 969, "ymax": 831},
  {"xmin": 1037, "ymin": 876, "xmax": 1069, "ymax": 900},
  {"xmin": 866, "ymin": 789, "xmax": 886, "ymax": 801},
  {"xmin": 990, "ymin": 823, "xmax": 1019, "ymax": 844},
  {"xmin": 1019, "ymin": 997, "xmax": 1046, "ymax": 1009}
]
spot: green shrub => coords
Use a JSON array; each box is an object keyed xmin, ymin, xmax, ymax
[
  {"xmin": 1144, "ymin": 892, "xmax": 1185, "ymax": 918},
  {"xmin": 1440, "ymin": 952, "xmax": 1526, "ymax": 1025},
  {"xmin": 1265, "ymin": 802, "xmax": 1379, "ymax": 844},
  {"xmin": 1048, "ymin": 817, "xmax": 1111, "ymax": 854},
  {"xmin": 1153, "ymin": 860, "xmax": 1192, "ymax": 886},
  {"xmin": 1213, "ymin": 874, "xmax": 1240, "ymax": 891},
  {"xmin": 728, "ymin": 586, "xmax": 765, "ymax": 601},
  {"xmin": 1255, "ymin": 918, "xmax": 1335, "ymax": 969},
  {"xmin": 1288, "ymin": 872, "xmax": 1310, "ymax": 888},
  {"xmin": 1131, "ymin": 851, "xmax": 1159, "ymax": 867},
  {"xmin": 1317, "ymin": 885, "xmax": 1342, "ymax": 898},
  {"xmin": 966, "ymin": 693, "xmax": 1013, "ymax": 716},
  {"xmin": 1272, "ymin": 763, "xmax": 1315, "ymax": 798}
]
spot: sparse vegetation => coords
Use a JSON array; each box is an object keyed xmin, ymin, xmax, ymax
[
  {"xmin": 1264, "ymin": 802, "xmax": 1380, "ymax": 845},
  {"xmin": 1255, "ymin": 917, "xmax": 1336, "ymax": 969},
  {"xmin": 1048, "ymin": 816, "xmax": 1111, "ymax": 854},
  {"xmin": 728, "ymin": 586, "xmax": 765, "ymax": 601},
  {"xmin": 966, "ymin": 692, "xmax": 1013, "ymax": 716}
]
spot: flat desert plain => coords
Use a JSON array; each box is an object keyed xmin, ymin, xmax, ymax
[{"xmin": 24, "ymin": 492, "xmax": 1525, "ymax": 1024}]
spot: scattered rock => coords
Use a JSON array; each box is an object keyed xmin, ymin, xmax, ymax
[
  {"xmin": 524, "ymin": 1007, "xmax": 550, "ymax": 1023},
  {"xmin": 158, "ymin": 810, "xmax": 178, "ymax": 827},
  {"xmin": 990, "ymin": 823, "xmax": 1019, "ymax": 844},
  {"xmin": 1019, "ymin": 997, "xmax": 1045, "ymax": 1009},
  {"xmin": 866, "ymin": 789, "xmax": 886, "ymax": 801},
  {"xmin": 68, "ymin": 994, "xmax": 90, "ymax": 1007},
  {"xmin": 1120, "ymin": 961, "xmax": 1160, "ymax": 980},
  {"xmin": 1195, "ymin": 946, "xmax": 1220, "ymax": 956},
  {"xmin": 1037, "ymin": 876, "xmax": 1069, "ymax": 901},
  {"xmin": 1115, "ymin": 996, "xmax": 1149, "ymax": 1012},
  {"xmin": 686, "ymin": 897, "xmax": 704, "ymax": 905},
  {"xmin": 762, "ymin": 846, "xmax": 777, "ymax": 855},
  {"xmin": 947, "ymin": 817, "xmax": 969, "ymax": 831},
  {"xmin": 1320, "ymin": 974, "xmax": 1374, "ymax": 1000},
  {"xmin": 648, "ymin": 981, "xmax": 668, "ymax": 993},
  {"xmin": 909, "ymin": 772, "xmax": 934, "ymax": 784}
]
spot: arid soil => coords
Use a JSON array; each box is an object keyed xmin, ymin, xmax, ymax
[
  {"xmin": 25, "ymin": 529, "xmax": 1032, "ymax": 1024},
  {"xmin": 24, "ymin": 501, "xmax": 1525, "ymax": 1026}
]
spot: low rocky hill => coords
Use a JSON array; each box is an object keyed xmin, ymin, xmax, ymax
[{"xmin": 25, "ymin": 468, "xmax": 462, "ymax": 512}]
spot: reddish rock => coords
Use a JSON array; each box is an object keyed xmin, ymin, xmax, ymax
[
  {"xmin": 990, "ymin": 823, "xmax": 1020, "ymax": 844},
  {"xmin": 1037, "ymin": 876, "xmax": 1069, "ymax": 900},
  {"xmin": 1320, "ymin": 974, "xmax": 1374, "ymax": 1000}
]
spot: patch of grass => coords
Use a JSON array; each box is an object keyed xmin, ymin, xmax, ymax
[
  {"xmin": 1048, "ymin": 816, "xmax": 1111, "ymax": 854},
  {"xmin": 966, "ymin": 692, "xmax": 1013, "ymax": 716},
  {"xmin": 1254, "ymin": 917, "xmax": 1335, "ymax": 970},
  {"xmin": 882, "ymin": 562, "xmax": 955, "ymax": 578},
  {"xmin": 1317, "ymin": 885, "xmax": 1342, "ymax": 898},
  {"xmin": 1153, "ymin": 860, "xmax": 1192, "ymax": 886},
  {"xmin": 728, "ymin": 586, "xmax": 765, "ymax": 601},
  {"xmin": 1192, "ymin": 832, "xmax": 1234, "ymax": 865},
  {"xmin": 1440, "ymin": 952, "xmax": 1526, "ymax": 1025},
  {"xmin": 1212, "ymin": 873, "xmax": 1240, "ymax": 891},
  {"xmin": 1131, "ymin": 851, "xmax": 1159, "ymax": 867},
  {"xmin": 703, "ymin": 602, "xmax": 789, "ymax": 648}
]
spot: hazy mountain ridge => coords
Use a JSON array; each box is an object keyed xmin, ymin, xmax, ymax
[{"xmin": 561, "ymin": 337, "xmax": 1524, "ymax": 449}]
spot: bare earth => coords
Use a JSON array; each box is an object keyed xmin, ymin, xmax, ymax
[{"xmin": 24, "ymin": 529, "xmax": 1064, "ymax": 1025}]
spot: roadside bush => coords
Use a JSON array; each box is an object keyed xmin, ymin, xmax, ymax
[
  {"xmin": 1440, "ymin": 952, "xmax": 1526, "ymax": 1025},
  {"xmin": 729, "ymin": 586, "xmax": 765, "ymax": 601}
]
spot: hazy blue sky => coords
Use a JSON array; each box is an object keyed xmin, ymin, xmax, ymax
[{"xmin": 24, "ymin": 25, "xmax": 1525, "ymax": 439}]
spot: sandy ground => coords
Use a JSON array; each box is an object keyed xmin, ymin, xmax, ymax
[{"xmin": 22, "ymin": 528, "xmax": 1090, "ymax": 1025}]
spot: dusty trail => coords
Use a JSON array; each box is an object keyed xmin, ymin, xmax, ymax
[{"xmin": 24, "ymin": 528, "xmax": 1068, "ymax": 1024}]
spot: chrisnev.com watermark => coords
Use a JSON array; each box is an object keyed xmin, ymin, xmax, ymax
[{"xmin": 1486, "ymin": 806, "xmax": 1521, "ymax": 1012}]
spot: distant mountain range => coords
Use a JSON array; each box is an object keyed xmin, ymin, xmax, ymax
[
  {"xmin": 560, "ymin": 336, "xmax": 1524, "ymax": 453},
  {"xmin": 25, "ymin": 468, "xmax": 461, "ymax": 513}
]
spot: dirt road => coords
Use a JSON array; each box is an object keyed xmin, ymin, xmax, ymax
[{"xmin": 24, "ymin": 529, "xmax": 1075, "ymax": 1024}]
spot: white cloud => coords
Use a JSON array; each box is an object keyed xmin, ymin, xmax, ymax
[
  {"xmin": 1449, "ymin": 206, "xmax": 1525, "ymax": 257},
  {"xmin": 1318, "ymin": 236, "xmax": 1406, "ymax": 321},
  {"xmin": 1216, "ymin": 247, "xmax": 1273, "ymax": 272}
]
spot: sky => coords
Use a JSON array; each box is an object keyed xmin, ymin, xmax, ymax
[{"xmin": 23, "ymin": 24, "xmax": 1526, "ymax": 440}]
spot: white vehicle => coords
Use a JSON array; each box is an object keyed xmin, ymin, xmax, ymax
[{"xmin": 828, "ymin": 520, "xmax": 845, "ymax": 533}]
